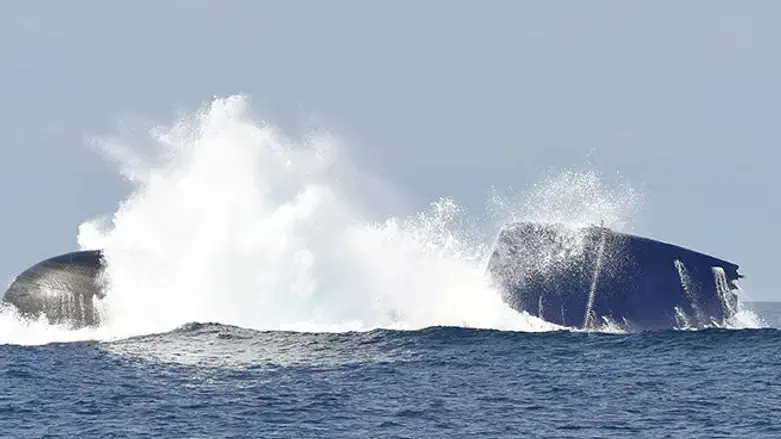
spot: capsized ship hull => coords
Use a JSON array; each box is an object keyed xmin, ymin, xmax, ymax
[
  {"xmin": 486, "ymin": 222, "xmax": 741, "ymax": 330},
  {"xmin": 3, "ymin": 224, "xmax": 743, "ymax": 330}
]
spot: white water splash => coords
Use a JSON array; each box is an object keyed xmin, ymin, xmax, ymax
[
  {"xmin": 0, "ymin": 304, "xmax": 110, "ymax": 346},
  {"xmin": 669, "ymin": 267, "xmax": 765, "ymax": 331},
  {"xmin": 487, "ymin": 169, "xmax": 641, "ymax": 232},
  {"xmin": 725, "ymin": 301, "xmax": 767, "ymax": 329},
  {"xmin": 711, "ymin": 270, "xmax": 765, "ymax": 329},
  {"xmin": 65, "ymin": 95, "xmax": 576, "ymax": 339},
  {"xmin": 673, "ymin": 306, "xmax": 691, "ymax": 330}
]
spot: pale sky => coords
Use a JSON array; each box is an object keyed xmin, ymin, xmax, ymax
[{"xmin": 2, "ymin": 1, "xmax": 780, "ymax": 300}]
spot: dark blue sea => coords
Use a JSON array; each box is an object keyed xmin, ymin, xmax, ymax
[{"xmin": 2, "ymin": 302, "xmax": 780, "ymax": 438}]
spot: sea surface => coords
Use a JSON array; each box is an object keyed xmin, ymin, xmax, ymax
[{"xmin": 1, "ymin": 302, "xmax": 779, "ymax": 438}]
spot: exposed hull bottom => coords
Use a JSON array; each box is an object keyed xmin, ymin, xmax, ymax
[
  {"xmin": 486, "ymin": 222, "xmax": 741, "ymax": 330},
  {"xmin": 3, "ymin": 250, "xmax": 104, "ymax": 328}
]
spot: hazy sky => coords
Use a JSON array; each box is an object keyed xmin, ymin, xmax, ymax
[{"xmin": 2, "ymin": 1, "xmax": 780, "ymax": 300}]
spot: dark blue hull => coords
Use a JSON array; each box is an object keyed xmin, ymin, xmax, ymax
[
  {"xmin": 486, "ymin": 223, "xmax": 741, "ymax": 330},
  {"xmin": 3, "ymin": 224, "xmax": 743, "ymax": 330}
]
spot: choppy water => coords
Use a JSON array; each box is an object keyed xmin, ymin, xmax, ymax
[{"xmin": 0, "ymin": 302, "xmax": 778, "ymax": 438}]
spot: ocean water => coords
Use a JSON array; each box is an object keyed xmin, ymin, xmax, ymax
[
  {"xmin": 1, "ymin": 304, "xmax": 780, "ymax": 438},
  {"xmin": 2, "ymin": 95, "xmax": 778, "ymax": 437}
]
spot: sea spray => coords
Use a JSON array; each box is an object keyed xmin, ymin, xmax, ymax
[
  {"xmin": 73, "ymin": 95, "xmax": 644, "ymax": 337},
  {"xmin": 70, "ymin": 96, "xmax": 537, "ymax": 336},
  {"xmin": 487, "ymin": 169, "xmax": 641, "ymax": 232}
]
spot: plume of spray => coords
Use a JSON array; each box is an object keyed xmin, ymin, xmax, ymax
[
  {"xmin": 488, "ymin": 169, "xmax": 642, "ymax": 232},
  {"xmin": 75, "ymin": 95, "xmax": 579, "ymax": 338}
]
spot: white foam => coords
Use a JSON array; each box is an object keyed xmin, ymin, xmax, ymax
[
  {"xmin": 0, "ymin": 305, "xmax": 112, "ymax": 346},
  {"xmin": 724, "ymin": 297, "xmax": 767, "ymax": 329},
  {"xmin": 66, "ymin": 95, "xmax": 579, "ymax": 338}
]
